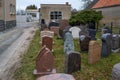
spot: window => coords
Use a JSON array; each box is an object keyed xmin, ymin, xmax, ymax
[
  {"xmin": 0, "ymin": 0, "xmax": 1, "ymax": 7},
  {"xmin": 10, "ymin": 4, "xmax": 16, "ymax": 15},
  {"xmin": 10, "ymin": 4, "xmax": 13, "ymax": 14},
  {"xmin": 50, "ymin": 11, "xmax": 62, "ymax": 20}
]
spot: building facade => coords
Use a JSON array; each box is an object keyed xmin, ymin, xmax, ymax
[
  {"xmin": 40, "ymin": 2, "xmax": 71, "ymax": 24},
  {"xmin": 90, "ymin": 0, "xmax": 120, "ymax": 27},
  {"xmin": 26, "ymin": 9, "xmax": 39, "ymax": 22},
  {"xmin": 0, "ymin": 0, "xmax": 16, "ymax": 31}
]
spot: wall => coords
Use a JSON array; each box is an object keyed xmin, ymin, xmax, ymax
[
  {"xmin": 40, "ymin": 3, "xmax": 71, "ymax": 24},
  {"xmin": 95, "ymin": 6, "xmax": 120, "ymax": 27}
]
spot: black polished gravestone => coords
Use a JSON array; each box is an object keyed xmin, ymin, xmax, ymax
[
  {"xmin": 65, "ymin": 51, "xmax": 81, "ymax": 74},
  {"xmin": 87, "ymin": 29, "xmax": 96, "ymax": 40},
  {"xmin": 79, "ymin": 33, "xmax": 91, "ymax": 51},
  {"xmin": 101, "ymin": 33, "xmax": 112, "ymax": 57},
  {"xmin": 112, "ymin": 34, "xmax": 120, "ymax": 51}
]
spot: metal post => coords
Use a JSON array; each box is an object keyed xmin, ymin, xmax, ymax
[
  {"xmin": 4, "ymin": 0, "xmax": 6, "ymax": 31},
  {"xmin": 111, "ymin": 22, "xmax": 113, "ymax": 34}
]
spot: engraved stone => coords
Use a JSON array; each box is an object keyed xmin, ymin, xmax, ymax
[
  {"xmin": 101, "ymin": 33, "xmax": 112, "ymax": 57},
  {"xmin": 79, "ymin": 34, "xmax": 91, "ymax": 51},
  {"xmin": 65, "ymin": 51, "xmax": 81, "ymax": 74},
  {"xmin": 42, "ymin": 36, "xmax": 53, "ymax": 51},
  {"xmin": 112, "ymin": 63, "xmax": 120, "ymax": 80},
  {"xmin": 88, "ymin": 41, "xmax": 101, "ymax": 64},
  {"xmin": 69, "ymin": 26, "xmax": 81, "ymax": 39},
  {"xmin": 33, "ymin": 46, "xmax": 55, "ymax": 77}
]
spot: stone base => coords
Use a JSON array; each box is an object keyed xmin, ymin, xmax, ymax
[
  {"xmin": 37, "ymin": 73, "xmax": 75, "ymax": 80},
  {"xmin": 112, "ymin": 48, "xmax": 120, "ymax": 53},
  {"xmin": 33, "ymin": 69, "xmax": 56, "ymax": 77}
]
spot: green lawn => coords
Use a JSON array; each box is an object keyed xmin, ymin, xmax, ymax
[{"xmin": 14, "ymin": 29, "xmax": 120, "ymax": 80}]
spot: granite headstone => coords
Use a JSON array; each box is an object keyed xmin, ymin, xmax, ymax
[
  {"xmin": 101, "ymin": 33, "xmax": 112, "ymax": 57},
  {"xmin": 33, "ymin": 46, "xmax": 55, "ymax": 77},
  {"xmin": 42, "ymin": 36, "xmax": 53, "ymax": 51},
  {"xmin": 112, "ymin": 34, "xmax": 120, "ymax": 52},
  {"xmin": 65, "ymin": 51, "xmax": 81, "ymax": 74},
  {"xmin": 79, "ymin": 34, "xmax": 91, "ymax": 51},
  {"xmin": 112, "ymin": 63, "xmax": 120, "ymax": 80}
]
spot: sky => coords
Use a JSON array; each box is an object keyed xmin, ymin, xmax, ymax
[{"xmin": 16, "ymin": 0, "xmax": 84, "ymax": 10}]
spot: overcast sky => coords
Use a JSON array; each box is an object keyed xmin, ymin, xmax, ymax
[{"xmin": 16, "ymin": 0, "xmax": 84, "ymax": 10}]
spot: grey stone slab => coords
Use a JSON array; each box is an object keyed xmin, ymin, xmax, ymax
[
  {"xmin": 112, "ymin": 34, "xmax": 120, "ymax": 50},
  {"xmin": 69, "ymin": 26, "xmax": 81, "ymax": 39},
  {"xmin": 112, "ymin": 63, "xmax": 120, "ymax": 80},
  {"xmin": 101, "ymin": 33, "xmax": 112, "ymax": 57}
]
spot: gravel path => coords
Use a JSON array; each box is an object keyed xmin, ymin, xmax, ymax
[{"xmin": 0, "ymin": 27, "xmax": 37, "ymax": 80}]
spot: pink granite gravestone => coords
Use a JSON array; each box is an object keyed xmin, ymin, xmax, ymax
[
  {"xmin": 42, "ymin": 36, "xmax": 53, "ymax": 51},
  {"xmin": 33, "ymin": 46, "xmax": 55, "ymax": 77}
]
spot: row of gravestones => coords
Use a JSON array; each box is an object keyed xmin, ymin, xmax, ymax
[
  {"xmin": 33, "ymin": 30, "xmax": 75, "ymax": 80},
  {"xmin": 102, "ymin": 28, "xmax": 120, "ymax": 80},
  {"xmin": 64, "ymin": 31, "xmax": 81, "ymax": 74}
]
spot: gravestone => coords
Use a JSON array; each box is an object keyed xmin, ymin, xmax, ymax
[
  {"xmin": 42, "ymin": 36, "xmax": 53, "ymax": 51},
  {"xmin": 69, "ymin": 26, "xmax": 81, "ymax": 39},
  {"xmin": 101, "ymin": 27, "xmax": 112, "ymax": 35},
  {"xmin": 101, "ymin": 33, "xmax": 112, "ymax": 57},
  {"xmin": 59, "ymin": 26, "xmax": 71, "ymax": 38},
  {"xmin": 65, "ymin": 51, "xmax": 81, "ymax": 74},
  {"xmin": 79, "ymin": 30, "xmax": 88, "ymax": 37},
  {"xmin": 119, "ymin": 35, "xmax": 120, "ymax": 48},
  {"xmin": 64, "ymin": 31, "xmax": 73, "ymax": 41},
  {"xmin": 48, "ymin": 21, "xmax": 59, "ymax": 29},
  {"xmin": 33, "ymin": 46, "xmax": 55, "ymax": 77},
  {"xmin": 41, "ymin": 31, "xmax": 54, "ymax": 38},
  {"xmin": 64, "ymin": 38, "xmax": 74, "ymax": 53},
  {"xmin": 59, "ymin": 20, "xmax": 69, "ymax": 38},
  {"xmin": 79, "ymin": 34, "xmax": 91, "ymax": 51},
  {"xmin": 59, "ymin": 20, "xmax": 69, "ymax": 30},
  {"xmin": 87, "ymin": 29, "xmax": 96, "ymax": 40},
  {"xmin": 64, "ymin": 32, "xmax": 74, "ymax": 53},
  {"xmin": 50, "ymin": 27, "xmax": 60, "ymax": 36},
  {"xmin": 37, "ymin": 73, "xmax": 75, "ymax": 80},
  {"xmin": 88, "ymin": 41, "xmax": 101, "ymax": 64},
  {"xmin": 112, "ymin": 34, "xmax": 120, "ymax": 52},
  {"xmin": 112, "ymin": 63, "xmax": 120, "ymax": 80},
  {"xmin": 40, "ymin": 31, "xmax": 54, "ymax": 44}
]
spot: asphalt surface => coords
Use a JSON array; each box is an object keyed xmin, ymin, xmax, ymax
[{"xmin": 0, "ymin": 27, "xmax": 24, "ymax": 55}]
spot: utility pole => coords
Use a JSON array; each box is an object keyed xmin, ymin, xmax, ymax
[{"xmin": 4, "ymin": 0, "xmax": 6, "ymax": 31}]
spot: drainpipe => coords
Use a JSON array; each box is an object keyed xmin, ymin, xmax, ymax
[{"xmin": 4, "ymin": 0, "xmax": 6, "ymax": 31}]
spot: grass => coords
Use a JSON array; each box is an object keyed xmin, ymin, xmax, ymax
[{"xmin": 14, "ymin": 29, "xmax": 120, "ymax": 80}]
